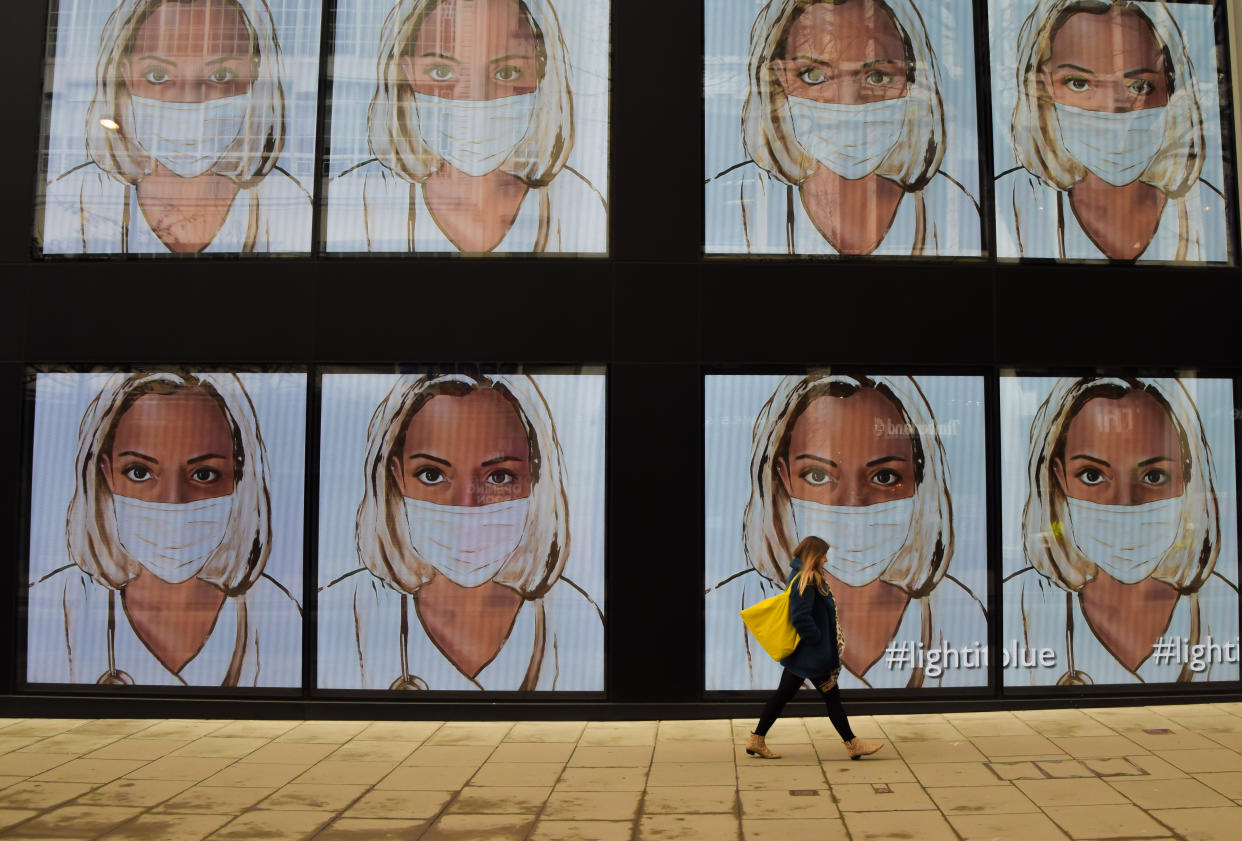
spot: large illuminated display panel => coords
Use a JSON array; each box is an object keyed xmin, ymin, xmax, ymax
[
  {"xmin": 25, "ymin": 371, "xmax": 306, "ymax": 688},
  {"xmin": 321, "ymin": 0, "xmax": 610, "ymax": 255},
  {"xmin": 34, "ymin": 0, "xmax": 323, "ymax": 255},
  {"xmin": 703, "ymin": 0, "xmax": 985, "ymax": 257},
  {"xmin": 705, "ymin": 373, "xmax": 989, "ymax": 691},
  {"xmin": 1000, "ymin": 375, "xmax": 1240, "ymax": 686},
  {"xmin": 987, "ymin": 0, "xmax": 1235, "ymax": 263},
  {"xmin": 317, "ymin": 369, "xmax": 605, "ymax": 692}
]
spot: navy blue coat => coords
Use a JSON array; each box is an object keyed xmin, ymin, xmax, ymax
[{"xmin": 779, "ymin": 558, "xmax": 842, "ymax": 681}]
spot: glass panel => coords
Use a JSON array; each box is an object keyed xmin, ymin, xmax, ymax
[
  {"xmin": 704, "ymin": 372, "xmax": 989, "ymax": 691},
  {"xmin": 1000, "ymin": 374, "xmax": 1240, "ymax": 686},
  {"xmin": 704, "ymin": 0, "xmax": 986, "ymax": 257},
  {"xmin": 25, "ymin": 370, "xmax": 307, "ymax": 687},
  {"xmin": 988, "ymin": 0, "xmax": 1235, "ymax": 263},
  {"xmin": 316, "ymin": 367, "xmax": 605, "ymax": 691},
  {"xmin": 34, "ymin": 0, "xmax": 324, "ymax": 256},
  {"xmin": 321, "ymin": 0, "xmax": 610, "ymax": 255}
]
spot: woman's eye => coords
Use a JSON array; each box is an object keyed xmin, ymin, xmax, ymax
[
  {"xmin": 864, "ymin": 69, "xmax": 893, "ymax": 87},
  {"xmin": 800, "ymin": 468, "xmax": 833, "ymax": 486},
  {"xmin": 485, "ymin": 470, "xmax": 518, "ymax": 486},
  {"xmin": 796, "ymin": 66, "xmax": 827, "ymax": 85},
  {"xmin": 1141, "ymin": 468, "xmax": 1170, "ymax": 486},
  {"xmin": 207, "ymin": 67, "xmax": 237, "ymax": 84},
  {"xmin": 1064, "ymin": 76, "xmax": 1090, "ymax": 93},
  {"xmin": 1076, "ymin": 468, "xmax": 1105, "ymax": 486},
  {"xmin": 871, "ymin": 468, "xmax": 902, "ymax": 487},
  {"xmin": 426, "ymin": 64, "xmax": 455, "ymax": 82},
  {"xmin": 494, "ymin": 65, "xmax": 522, "ymax": 82},
  {"xmin": 1128, "ymin": 78, "xmax": 1155, "ymax": 96},
  {"xmin": 121, "ymin": 464, "xmax": 153, "ymax": 482},
  {"xmin": 414, "ymin": 467, "xmax": 446, "ymax": 485},
  {"xmin": 190, "ymin": 467, "xmax": 221, "ymax": 484},
  {"xmin": 143, "ymin": 67, "xmax": 170, "ymax": 84}
]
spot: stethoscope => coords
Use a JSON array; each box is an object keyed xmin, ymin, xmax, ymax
[
  {"xmin": 1055, "ymin": 589, "xmax": 1201, "ymax": 685},
  {"xmin": 390, "ymin": 596, "xmax": 429, "ymax": 691},
  {"xmin": 96, "ymin": 589, "xmax": 134, "ymax": 686}
]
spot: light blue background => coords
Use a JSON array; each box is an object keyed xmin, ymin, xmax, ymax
[
  {"xmin": 39, "ymin": 0, "xmax": 323, "ymax": 192},
  {"xmin": 316, "ymin": 372, "xmax": 605, "ymax": 611},
  {"xmin": 704, "ymin": 0, "xmax": 983, "ymax": 206},
  {"xmin": 324, "ymin": 0, "xmax": 609, "ymax": 198},
  {"xmin": 987, "ymin": 0, "xmax": 1227, "ymax": 194}
]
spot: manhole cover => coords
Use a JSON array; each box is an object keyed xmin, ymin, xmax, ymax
[
  {"xmin": 1143, "ymin": 728, "xmax": 1174, "ymax": 735},
  {"xmin": 872, "ymin": 784, "xmax": 893, "ymax": 794},
  {"xmin": 789, "ymin": 790, "xmax": 820, "ymax": 796}
]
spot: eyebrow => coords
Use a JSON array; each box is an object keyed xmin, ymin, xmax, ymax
[
  {"xmin": 409, "ymin": 452, "xmax": 451, "ymax": 466},
  {"xmin": 134, "ymin": 55, "xmax": 175, "ymax": 66},
  {"xmin": 789, "ymin": 55, "xmax": 831, "ymax": 68},
  {"xmin": 866, "ymin": 456, "xmax": 909, "ymax": 467},
  {"xmin": 1124, "ymin": 67, "xmax": 1159, "ymax": 78},
  {"xmin": 1137, "ymin": 455, "xmax": 1174, "ymax": 467},
  {"xmin": 116, "ymin": 450, "xmax": 158, "ymax": 464},
  {"xmin": 861, "ymin": 58, "xmax": 906, "ymax": 69},
  {"xmin": 204, "ymin": 56, "xmax": 247, "ymax": 66},
  {"xmin": 187, "ymin": 453, "xmax": 228, "ymax": 465},
  {"xmin": 1056, "ymin": 63, "xmax": 1094, "ymax": 73},
  {"xmin": 481, "ymin": 455, "xmax": 524, "ymax": 467},
  {"xmin": 419, "ymin": 51, "xmax": 458, "ymax": 62},
  {"xmin": 793, "ymin": 453, "xmax": 838, "ymax": 468},
  {"xmin": 1068, "ymin": 454, "xmax": 1110, "ymax": 467},
  {"xmin": 490, "ymin": 53, "xmax": 533, "ymax": 64}
]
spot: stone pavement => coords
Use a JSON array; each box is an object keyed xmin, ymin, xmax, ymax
[{"xmin": 0, "ymin": 703, "xmax": 1239, "ymax": 840}]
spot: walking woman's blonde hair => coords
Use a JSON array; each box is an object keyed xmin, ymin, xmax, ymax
[{"xmin": 792, "ymin": 535, "xmax": 829, "ymax": 595}]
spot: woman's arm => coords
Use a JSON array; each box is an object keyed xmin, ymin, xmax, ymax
[{"xmin": 787, "ymin": 583, "xmax": 822, "ymax": 645}]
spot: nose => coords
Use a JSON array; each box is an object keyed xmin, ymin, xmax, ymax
[
  {"xmin": 449, "ymin": 477, "xmax": 482, "ymax": 507},
  {"xmin": 157, "ymin": 473, "xmax": 189, "ymax": 505},
  {"xmin": 1104, "ymin": 80, "xmax": 1131, "ymax": 114},
  {"xmin": 838, "ymin": 476, "xmax": 868, "ymax": 507}
]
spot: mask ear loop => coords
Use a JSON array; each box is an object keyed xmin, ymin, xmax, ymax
[
  {"xmin": 390, "ymin": 595, "xmax": 428, "ymax": 690},
  {"xmin": 97, "ymin": 589, "xmax": 134, "ymax": 686}
]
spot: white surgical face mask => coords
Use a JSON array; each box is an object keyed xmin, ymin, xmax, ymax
[
  {"xmin": 404, "ymin": 496, "xmax": 529, "ymax": 588},
  {"xmin": 113, "ymin": 494, "xmax": 233, "ymax": 584},
  {"xmin": 790, "ymin": 496, "xmax": 914, "ymax": 586},
  {"xmin": 1067, "ymin": 495, "xmax": 1182, "ymax": 584},
  {"xmin": 1054, "ymin": 102, "xmax": 1168, "ymax": 187},
  {"xmin": 413, "ymin": 92, "xmax": 535, "ymax": 177},
  {"xmin": 786, "ymin": 95, "xmax": 907, "ymax": 180},
  {"xmin": 129, "ymin": 93, "xmax": 250, "ymax": 179}
]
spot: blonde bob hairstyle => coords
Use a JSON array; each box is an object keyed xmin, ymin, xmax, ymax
[
  {"xmin": 85, "ymin": 0, "xmax": 287, "ymax": 187},
  {"xmin": 1021, "ymin": 377, "xmax": 1219, "ymax": 593},
  {"xmin": 355, "ymin": 373, "xmax": 570, "ymax": 598},
  {"xmin": 1011, "ymin": 0, "xmax": 1204, "ymax": 196},
  {"xmin": 742, "ymin": 373, "xmax": 954, "ymax": 597},
  {"xmin": 367, "ymin": 0, "xmax": 574, "ymax": 186},
  {"xmin": 742, "ymin": 0, "xmax": 945, "ymax": 189},
  {"xmin": 66, "ymin": 371, "xmax": 273, "ymax": 595}
]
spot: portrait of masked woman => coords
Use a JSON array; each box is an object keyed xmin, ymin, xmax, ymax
[
  {"xmin": 993, "ymin": 0, "xmax": 1230, "ymax": 262},
  {"xmin": 324, "ymin": 0, "xmax": 607, "ymax": 254},
  {"xmin": 26, "ymin": 372, "xmax": 303, "ymax": 687},
  {"xmin": 704, "ymin": 0, "xmax": 982, "ymax": 256},
  {"xmin": 317, "ymin": 373, "xmax": 604, "ymax": 691},
  {"xmin": 1003, "ymin": 377, "xmax": 1240, "ymax": 686},
  {"xmin": 38, "ymin": 0, "xmax": 314, "ymax": 255},
  {"xmin": 705, "ymin": 374, "xmax": 987, "ymax": 690}
]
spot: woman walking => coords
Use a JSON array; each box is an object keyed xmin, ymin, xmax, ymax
[{"xmin": 746, "ymin": 536, "xmax": 884, "ymax": 760}]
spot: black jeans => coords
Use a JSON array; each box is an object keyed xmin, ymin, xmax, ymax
[{"xmin": 754, "ymin": 668, "xmax": 854, "ymax": 741}]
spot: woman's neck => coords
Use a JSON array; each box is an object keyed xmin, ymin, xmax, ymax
[
  {"xmin": 798, "ymin": 165, "xmax": 905, "ymax": 255},
  {"xmin": 122, "ymin": 570, "xmax": 226, "ymax": 674},
  {"xmin": 414, "ymin": 574, "xmax": 523, "ymax": 679},
  {"xmin": 825, "ymin": 572, "xmax": 910, "ymax": 678},
  {"xmin": 135, "ymin": 164, "xmax": 241, "ymax": 253},
  {"xmin": 1067, "ymin": 174, "xmax": 1167, "ymax": 260},
  {"xmin": 423, "ymin": 165, "xmax": 530, "ymax": 253},
  {"xmin": 1079, "ymin": 571, "xmax": 1179, "ymax": 673}
]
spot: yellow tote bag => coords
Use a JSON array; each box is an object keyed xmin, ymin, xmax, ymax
[{"xmin": 740, "ymin": 588, "xmax": 800, "ymax": 662}]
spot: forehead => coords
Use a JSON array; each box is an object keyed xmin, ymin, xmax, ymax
[
  {"xmin": 130, "ymin": 0, "xmax": 252, "ymax": 57},
  {"xmin": 790, "ymin": 389, "xmax": 908, "ymax": 442},
  {"xmin": 402, "ymin": 389, "xmax": 528, "ymax": 446},
  {"xmin": 1064, "ymin": 390, "xmax": 1179, "ymax": 449},
  {"xmin": 412, "ymin": 0, "xmax": 537, "ymax": 52},
  {"xmin": 784, "ymin": 0, "xmax": 904, "ymax": 59},
  {"xmin": 112, "ymin": 388, "xmax": 232, "ymax": 445},
  {"xmin": 1048, "ymin": 7, "xmax": 1162, "ymax": 68}
]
